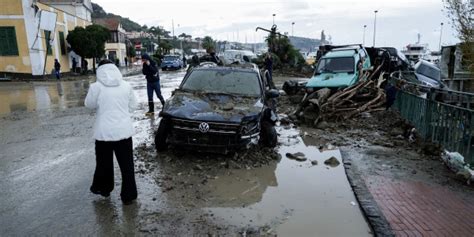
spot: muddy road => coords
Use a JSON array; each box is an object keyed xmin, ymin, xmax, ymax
[{"xmin": 0, "ymin": 70, "xmax": 371, "ymax": 236}]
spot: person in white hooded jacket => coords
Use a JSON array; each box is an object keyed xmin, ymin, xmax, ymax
[{"xmin": 84, "ymin": 60, "xmax": 138, "ymax": 205}]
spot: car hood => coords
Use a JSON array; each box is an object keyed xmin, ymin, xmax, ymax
[
  {"xmin": 306, "ymin": 72, "xmax": 357, "ymax": 88},
  {"xmin": 163, "ymin": 90, "xmax": 263, "ymax": 123}
]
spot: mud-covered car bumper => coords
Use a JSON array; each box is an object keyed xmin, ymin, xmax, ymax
[{"xmin": 167, "ymin": 118, "xmax": 258, "ymax": 151}]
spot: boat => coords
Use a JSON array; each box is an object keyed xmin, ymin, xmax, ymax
[{"xmin": 401, "ymin": 33, "xmax": 431, "ymax": 64}]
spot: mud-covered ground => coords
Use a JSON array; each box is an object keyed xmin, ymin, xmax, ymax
[
  {"xmin": 273, "ymin": 76, "xmax": 474, "ymax": 197},
  {"xmin": 0, "ymin": 70, "xmax": 372, "ymax": 236}
]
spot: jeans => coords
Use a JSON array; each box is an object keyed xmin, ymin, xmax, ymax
[
  {"xmin": 147, "ymin": 81, "xmax": 165, "ymax": 105},
  {"xmin": 55, "ymin": 70, "xmax": 60, "ymax": 80},
  {"xmin": 91, "ymin": 137, "xmax": 137, "ymax": 202}
]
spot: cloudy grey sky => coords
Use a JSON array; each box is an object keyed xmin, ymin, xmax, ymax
[{"xmin": 94, "ymin": 0, "xmax": 459, "ymax": 51}]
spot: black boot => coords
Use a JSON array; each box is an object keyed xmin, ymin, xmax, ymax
[{"xmin": 146, "ymin": 102, "xmax": 154, "ymax": 115}]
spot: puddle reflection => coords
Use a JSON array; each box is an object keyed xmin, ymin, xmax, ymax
[{"xmin": 0, "ymin": 81, "xmax": 90, "ymax": 116}]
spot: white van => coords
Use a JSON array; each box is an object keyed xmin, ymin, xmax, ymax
[{"xmin": 221, "ymin": 50, "xmax": 257, "ymax": 64}]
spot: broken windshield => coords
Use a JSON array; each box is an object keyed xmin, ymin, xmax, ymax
[
  {"xmin": 181, "ymin": 70, "xmax": 261, "ymax": 97},
  {"xmin": 315, "ymin": 57, "xmax": 355, "ymax": 74}
]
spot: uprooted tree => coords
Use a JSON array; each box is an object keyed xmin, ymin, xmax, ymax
[
  {"xmin": 443, "ymin": 0, "xmax": 474, "ymax": 74},
  {"xmin": 259, "ymin": 26, "xmax": 305, "ymax": 69},
  {"xmin": 67, "ymin": 24, "xmax": 109, "ymax": 73}
]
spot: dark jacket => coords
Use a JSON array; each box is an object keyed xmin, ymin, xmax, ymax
[
  {"xmin": 142, "ymin": 59, "xmax": 159, "ymax": 83},
  {"xmin": 265, "ymin": 56, "xmax": 273, "ymax": 71},
  {"xmin": 54, "ymin": 61, "xmax": 61, "ymax": 71}
]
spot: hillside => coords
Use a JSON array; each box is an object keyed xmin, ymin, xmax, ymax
[
  {"xmin": 91, "ymin": 2, "xmax": 142, "ymax": 32},
  {"xmin": 289, "ymin": 36, "xmax": 322, "ymax": 52}
]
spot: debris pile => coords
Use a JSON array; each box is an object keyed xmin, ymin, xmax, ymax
[{"xmin": 292, "ymin": 67, "xmax": 387, "ymax": 126}]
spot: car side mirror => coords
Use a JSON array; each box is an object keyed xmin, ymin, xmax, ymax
[{"xmin": 265, "ymin": 89, "xmax": 280, "ymax": 98}]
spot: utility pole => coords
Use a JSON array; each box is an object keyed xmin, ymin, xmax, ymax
[
  {"xmin": 439, "ymin": 22, "xmax": 444, "ymax": 52},
  {"xmin": 373, "ymin": 10, "xmax": 378, "ymax": 47},
  {"xmin": 363, "ymin": 25, "xmax": 367, "ymax": 45},
  {"xmin": 172, "ymin": 19, "xmax": 175, "ymax": 54},
  {"xmin": 292, "ymin": 22, "xmax": 295, "ymax": 37}
]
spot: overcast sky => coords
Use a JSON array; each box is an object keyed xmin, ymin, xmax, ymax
[{"xmin": 93, "ymin": 0, "xmax": 459, "ymax": 51}]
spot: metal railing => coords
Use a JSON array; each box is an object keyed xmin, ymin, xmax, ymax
[{"xmin": 390, "ymin": 77, "xmax": 474, "ymax": 166}]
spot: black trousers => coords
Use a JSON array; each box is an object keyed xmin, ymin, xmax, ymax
[{"xmin": 91, "ymin": 137, "xmax": 137, "ymax": 202}]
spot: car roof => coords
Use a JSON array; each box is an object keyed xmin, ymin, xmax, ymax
[
  {"xmin": 194, "ymin": 63, "xmax": 260, "ymax": 73},
  {"xmin": 415, "ymin": 60, "xmax": 439, "ymax": 70},
  {"xmin": 323, "ymin": 50, "xmax": 357, "ymax": 58}
]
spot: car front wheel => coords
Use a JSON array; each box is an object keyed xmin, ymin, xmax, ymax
[
  {"xmin": 259, "ymin": 121, "xmax": 277, "ymax": 147},
  {"xmin": 155, "ymin": 118, "xmax": 170, "ymax": 151}
]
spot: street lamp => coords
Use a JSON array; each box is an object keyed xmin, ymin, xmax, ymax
[
  {"xmin": 363, "ymin": 25, "xmax": 367, "ymax": 45},
  {"xmin": 373, "ymin": 10, "xmax": 378, "ymax": 47},
  {"xmin": 272, "ymin": 14, "xmax": 276, "ymax": 25},
  {"xmin": 439, "ymin": 22, "xmax": 444, "ymax": 52},
  {"xmin": 292, "ymin": 22, "xmax": 295, "ymax": 37}
]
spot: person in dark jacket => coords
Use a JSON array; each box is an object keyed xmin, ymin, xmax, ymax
[
  {"xmin": 142, "ymin": 53, "xmax": 165, "ymax": 115},
  {"xmin": 54, "ymin": 59, "xmax": 61, "ymax": 80},
  {"xmin": 264, "ymin": 53, "xmax": 275, "ymax": 88}
]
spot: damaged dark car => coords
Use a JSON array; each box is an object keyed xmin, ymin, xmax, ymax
[{"xmin": 155, "ymin": 64, "xmax": 279, "ymax": 153}]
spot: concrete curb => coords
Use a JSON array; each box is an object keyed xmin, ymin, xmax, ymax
[{"xmin": 341, "ymin": 149, "xmax": 395, "ymax": 237}]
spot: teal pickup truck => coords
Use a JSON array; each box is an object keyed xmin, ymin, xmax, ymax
[{"xmin": 306, "ymin": 45, "xmax": 371, "ymax": 91}]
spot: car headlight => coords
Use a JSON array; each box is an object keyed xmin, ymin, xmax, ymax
[{"xmin": 241, "ymin": 120, "xmax": 259, "ymax": 136}]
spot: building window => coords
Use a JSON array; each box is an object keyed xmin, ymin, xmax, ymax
[
  {"xmin": 0, "ymin": 27, "xmax": 19, "ymax": 56},
  {"xmin": 43, "ymin": 30, "xmax": 52, "ymax": 55},
  {"xmin": 59, "ymin": 31, "xmax": 66, "ymax": 55}
]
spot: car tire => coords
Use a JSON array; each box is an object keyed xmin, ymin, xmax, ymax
[
  {"xmin": 155, "ymin": 118, "xmax": 170, "ymax": 151},
  {"xmin": 259, "ymin": 121, "xmax": 277, "ymax": 147}
]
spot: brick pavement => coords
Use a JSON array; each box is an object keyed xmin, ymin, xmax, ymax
[{"xmin": 365, "ymin": 175, "xmax": 474, "ymax": 237}]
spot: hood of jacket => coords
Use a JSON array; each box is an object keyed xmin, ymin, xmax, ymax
[{"xmin": 96, "ymin": 64, "xmax": 122, "ymax": 87}]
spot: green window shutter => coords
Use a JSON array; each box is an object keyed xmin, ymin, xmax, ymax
[
  {"xmin": 44, "ymin": 30, "xmax": 52, "ymax": 55},
  {"xmin": 0, "ymin": 27, "xmax": 19, "ymax": 56},
  {"xmin": 59, "ymin": 31, "xmax": 66, "ymax": 55}
]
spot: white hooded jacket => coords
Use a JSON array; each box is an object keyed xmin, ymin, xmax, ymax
[{"xmin": 85, "ymin": 63, "xmax": 137, "ymax": 141}]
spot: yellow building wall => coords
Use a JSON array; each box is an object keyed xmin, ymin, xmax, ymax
[
  {"xmin": 0, "ymin": 2, "xmax": 92, "ymax": 75},
  {"xmin": 0, "ymin": 19, "xmax": 32, "ymax": 73},
  {"xmin": 0, "ymin": 0, "xmax": 23, "ymax": 15}
]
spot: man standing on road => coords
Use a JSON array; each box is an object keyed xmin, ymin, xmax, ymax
[
  {"xmin": 54, "ymin": 59, "xmax": 61, "ymax": 80},
  {"xmin": 142, "ymin": 53, "xmax": 165, "ymax": 115},
  {"xmin": 264, "ymin": 53, "xmax": 275, "ymax": 89},
  {"xmin": 84, "ymin": 59, "xmax": 138, "ymax": 205}
]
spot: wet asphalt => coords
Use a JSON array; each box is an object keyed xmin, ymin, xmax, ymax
[{"xmin": 0, "ymin": 69, "xmax": 372, "ymax": 236}]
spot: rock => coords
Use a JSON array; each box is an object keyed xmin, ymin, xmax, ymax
[
  {"xmin": 411, "ymin": 170, "xmax": 417, "ymax": 174},
  {"xmin": 324, "ymin": 156, "xmax": 340, "ymax": 167},
  {"xmin": 280, "ymin": 116, "xmax": 292, "ymax": 125},
  {"xmin": 311, "ymin": 160, "xmax": 318, "ymax": 166},
  {"xmin": 316, "ymin": 121, "xmax": 330, "ymax": 129},
  {"xmin": 389, "ymin": 127, "xmax": 404, "ymax": 137},
  {"xmin": 194, "ymin": 164, "xmax": 204, "ymax": 171},
  {"xmin": 285, "ymin": 152, "xmax": 307, "ymax": 162},
  {"xmin": 456, "ymin": 169, "xmax": 472, "ymax": 182}
]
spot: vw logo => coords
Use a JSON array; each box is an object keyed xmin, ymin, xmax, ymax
[{"xmin": 198, "ymin": 122, "xmax": 209, "ymax": 133}]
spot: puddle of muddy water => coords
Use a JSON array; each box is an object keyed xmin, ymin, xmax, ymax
[
  {"xmin": 0, "ymin": 81, "xmax": 90, "ymax": 116},
  {"xmin": 201, "ymin": 126, "xmax": 372, "ymax": 236},
  {"xmin": 0, "ymin": 70, "xmax": 187, "ymax": 117}
]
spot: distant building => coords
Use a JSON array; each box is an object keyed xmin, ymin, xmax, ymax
[
  {"xmin": 93, "ymin": 18, "xmax": 127, "ymax": 66},
  {"xmin": 0, "ymin": 0, "xmax": 92, "ymax": 76}
]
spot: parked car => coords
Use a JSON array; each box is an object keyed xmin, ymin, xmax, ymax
[
  {"xmin": 161, "ymin": 55, "xmax": 183, "ymax": 70},
  {"xmin": 306, "ymin": 45, "xmax": 371, "ymax": 91},
  {"xmin": 155, "ymin": 63, "xmax": 279, "ymax": 153}
]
